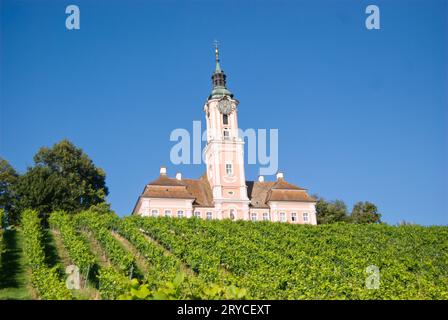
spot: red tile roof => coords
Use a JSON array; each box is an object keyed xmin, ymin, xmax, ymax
[{"xmin": 137, "ymin": 174, "xmax": 315, "ymax": 210}]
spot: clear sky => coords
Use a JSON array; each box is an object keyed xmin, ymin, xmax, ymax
[{"xmin": 1, "ymin": 0, "xmax": 447, "ymax": 225}]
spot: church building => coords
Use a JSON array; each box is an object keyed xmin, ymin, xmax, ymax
[{"xmin": 133, "ymin": 46, "xmax": 317, "ymax": 224}]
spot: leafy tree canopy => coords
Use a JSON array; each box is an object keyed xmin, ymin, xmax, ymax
[
  {"xmin": 315, "ymin": 197, "xmax": 350, "ymax": 224},
  {"xmin": 0, "ymin": 157, "xmax": 19, "ymax": 223},
  {"xmin": 351, "ymin": 201, "xmax": 382, "ymax": 224},
  {"xmin": 13, "ymin": 139, "xmax": 108, "ymax": 217}
]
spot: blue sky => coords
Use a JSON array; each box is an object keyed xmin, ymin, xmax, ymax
[{"xmin": 1, "ymin": 0, "xmax": 447, "ymax": 225}]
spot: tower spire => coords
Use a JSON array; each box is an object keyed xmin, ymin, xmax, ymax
[
  {"xmin": 214, "ymin": 40, "xmax": 222, "ymax": 73},
  {"xmin": 209, "ymin": 40, "xmax": 233, "ymax": 100}
]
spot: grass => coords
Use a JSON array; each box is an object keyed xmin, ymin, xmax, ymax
[
  {"xmin": 0, "ymin": 230, "xmax": 32, "ymax": 300},
  {"xmin": 42, "ymin": 229, "xmax": 64, "ymax": 273}
]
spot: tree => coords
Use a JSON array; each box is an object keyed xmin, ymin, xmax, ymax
[
  {"xmin": 351, "ymin": 201, "xmax": 381, "ymax": 224},
  {"xmin": 14, "ymin": 140, "xmax": 108, "ymax": 218},
  {"xmin": 315, "ymin": 196, "xmax": 350, "ymax": 224},
  {"xmin": 0, "ymin": 157, "xmax": 19, "ymax": 224}
]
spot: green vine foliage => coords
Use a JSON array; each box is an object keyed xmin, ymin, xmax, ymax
[
  {"xmin": 119, "ymin": 272, "xmax": 247, "ymax": 300},
  {"xmin": 49, "ymin": 211, "xmax": 96, "ymax": 273},
  {"xmin": 132, "ymin": 216, "xmax": 448, "ymax": 299},
  {"xmin": 74, "ymin": 211, "xmax": 135, "ymax": 276},
  {"xmin": 21, "ymin": 209, "xmax": 72, "ymax": 300},
  {"xmin": 16, "ymin": 209, "xmax": 448, "ymax": 300},
  {"xmin": 97, "ymin": 266, "xmax": 130, "ymax": 300}
]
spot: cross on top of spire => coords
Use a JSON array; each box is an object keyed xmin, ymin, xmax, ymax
[
  {"xmin": 213, "ymin": 40, "xmax": 222, "ymax": 73},
  {"xmin": 214, "ymin": 40, "xmax": 220, "ymax": 63}
]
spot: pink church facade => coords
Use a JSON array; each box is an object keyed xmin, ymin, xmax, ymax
[{"xmin": 133, "ymin": 46, "xmax": 317, "ymax": 225}]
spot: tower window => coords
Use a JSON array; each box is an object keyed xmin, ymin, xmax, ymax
[
  {"xmin": 223, "ymin": 129, "xmax": 230, "ymax": 140},
  {"xmin": 223, "ymin": 114, "xmax": 229, "ymax": 125},
  {"xmin": 225, "ymin": 163, "xmax": 233, "ymax": 176}
]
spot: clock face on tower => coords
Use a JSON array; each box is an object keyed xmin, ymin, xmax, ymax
[{"xmin": 218, "ymin": 99, "xmax": 232, "ymax": 115}]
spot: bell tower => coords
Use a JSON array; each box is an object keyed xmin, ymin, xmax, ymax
[{"xmin": 203, "ymin": 43, "xmax": 250, "ymax": 220}]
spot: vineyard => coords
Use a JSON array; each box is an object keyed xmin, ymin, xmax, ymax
[{"xmin": 0, "ymin": 210, "xmax": 447, "ymax": 300}]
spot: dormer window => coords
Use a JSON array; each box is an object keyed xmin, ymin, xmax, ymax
[{"xmin": 223, "ymin": 114, "xmax": 229, "ymax": 125}]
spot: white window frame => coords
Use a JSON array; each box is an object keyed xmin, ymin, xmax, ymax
[
  {"xmin": 280, "ymin": 212, "xmax": 286, "ymax": 222},
  {"xmin": 206, "ymin": 212, "xmax": 213, "ymax": 220},
  {"xmin": 291, "ymin": 212, "xmax": 297, "ymax": 222},
  {"xmin": 263, "ymin": 212, "xmax": 269, "ymax": 221},
  {"xmin": 164, "ymin": 210, "xmax": 171, "ymax": 217},
  {"xmin": 303, "ymin": 212, "xmax": 309, "ymax": 222},
  {"xmin": 251, "ymin": 212, "xmax": 257, "ymax": 221},
  {"xmin": 151, "ymin": 209, "xmax": 159, "ymax": 217},
  {"xmin": 177, "ymin": 210, "xmax": 184, "ymax": 218},
  {"xmin": 225, "ymin": 163, "xmax": 233, "ymax": 176},
  {"xmin": 194, "ymin": 211, "xmax": 201, "ymax": 218}
]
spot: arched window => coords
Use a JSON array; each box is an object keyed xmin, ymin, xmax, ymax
[{"xmin": 229, "ymin": 209, "xmax": 236, "ymax": 220}]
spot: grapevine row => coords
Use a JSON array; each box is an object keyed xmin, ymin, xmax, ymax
[
  {"xmin": 117, "ymin": 216, "xmax": 213, "ymax": 298},
  {"xmin": 74, "ymin": 211, "xmax": 135, "ymax": 276},
  {"xmin": 132, "ymin": 216, "xmax": 241, "ymax": 286},
  {"xmin": 21, "ymin": 209, "xmax": 72, "ymax": 300},
  {"xmin": 49, "ymin": 211, "xmax": 96, "ymax": 273}
]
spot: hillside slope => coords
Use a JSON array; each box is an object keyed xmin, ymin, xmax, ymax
[
  {"xmin": 132, "ymin": 216, "xmax": 448, "ymax": 299},
  {"xmin": 0, "ymin": 212, "xmax": 447, "ymax": 299}
]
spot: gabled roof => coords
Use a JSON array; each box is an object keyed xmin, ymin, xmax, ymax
[
  {"xmin": 247, "ymin": 181, "xmax": 275, "ymax": 208},
  {"xmin": 137, "ymin": 174, "xmax": 316, "ymax": 210},
  {"xmin": 248, "ymin": 178, "xmax": 316, "ymax": 208},
  {"xmin": 141, "ymin": 174, "xmax": 194, "ymax": 199},
  {"xmin": 271, "ymin": 179, "xmax": 306, "ymax": 190},
  {"xmin": 141, "ymin": 173, "xmax": 214, "ymax": 206},
  {"xmin": 183, "ymin": 174, "xmax": 214, "ymax": 207},
  {"xmin": 141, "ymin": 185, "xmax": 194, "ymax": 199},
  {"xmin": 147, "ymin": 174, "xmax": 186, "ymax": 187}
]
